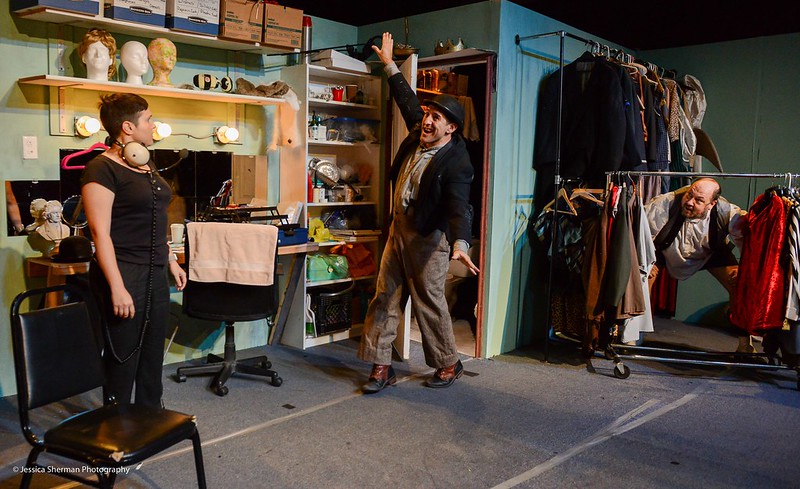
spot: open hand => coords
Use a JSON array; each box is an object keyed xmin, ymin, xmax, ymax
[{"xmin": 371, "ymin": 32, "xmax": 394, "ymax": 65}]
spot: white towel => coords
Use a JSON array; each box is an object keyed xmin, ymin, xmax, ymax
[{"xmin": 187, "ymin": 222, "xmax": 278, "ymax": 286}]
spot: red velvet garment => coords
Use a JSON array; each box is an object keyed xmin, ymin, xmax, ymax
[{"xmin": 731, "ymin": 193, "xmax": 787, "ymax": 334}]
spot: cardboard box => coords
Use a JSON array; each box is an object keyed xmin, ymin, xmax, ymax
[
  {"xmin": 311, "ymin": 49, "xmax": 369, "ymax": 74},
  {"xmin": 263, "ymin": 4, "xmax": 302, "ymax": 49},
  {"xmin": 219, "ymin": 0, "xmax": 263, "ymax": 43},
  {"xmin": 166, "ymin": 0, "xmax": 219, "ymax": 36},
  {"xmin": 105, "ymin": 0, "xmax": 166, "ymax": 26},
  {"xmin": 11, "ymin": 0, "xmax": 100, "ymax": 15}
]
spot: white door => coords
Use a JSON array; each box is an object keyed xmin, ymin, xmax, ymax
[{"xmin": 391, "ymin": 54, "xmax": 417, "ymax": 360}]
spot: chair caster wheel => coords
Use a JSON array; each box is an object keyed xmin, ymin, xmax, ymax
[
  {"xmin": 213, "ymin": 384, "xmax": 229, "ymax": 396},
  {"xmin": 614, "ymin": 363, "xmax": 631, "ymax": 379},
  {"xmin": 271, "ymin": 376, "xmax": 283, "ymax": 387},
  {"xmin": 174, "ymin": 374, "xmax": 187, "ymax": 383},
  {"xmin": 260, "ymin": 361, "xmax": 272, "ymax": 369}
]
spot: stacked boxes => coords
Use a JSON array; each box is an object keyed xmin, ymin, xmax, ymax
[
  {"xmin": 11, "ymin": 0, "xmax": 100, "ymax": 15},
  {"xmin": 263, "ymin": 3, "xmax": 302, "ymax": 49},
  {"xmin": 166, "ymin": 0, "xmax": 219, "ymax": 35},
  {"xmin": 105, "ymin": 0, "xmax": 167, "ymax": 26},
  {"xmin": 219, "ymin": 0, "xmax": 263, "ymax": 42}
]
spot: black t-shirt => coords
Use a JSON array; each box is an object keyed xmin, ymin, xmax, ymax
[{"xmin": 81, "ymin": 155, "xmax": 171, "ymax": 265}]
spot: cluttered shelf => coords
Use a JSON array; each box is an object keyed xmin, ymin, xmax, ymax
[
  {"xmin": 14, "ymin": 6, "xmax": 295, "ymax": 53},
  {"xmin": 18, "ymin": 75, "xmax": 287, "ymax": 106}
]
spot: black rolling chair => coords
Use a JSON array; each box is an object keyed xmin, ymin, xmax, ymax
[
  {"xmin": 175, "ymin": 222, "xmax": 282, "ymax": 396},
  {"xmin": 10, "ymin": 284, "xmax": 207, "ymax": 489}
]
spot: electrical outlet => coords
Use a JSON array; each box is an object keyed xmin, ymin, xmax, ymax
[{"xmin": 22, "ymin": 136, "xmax": 38, "ymax": 160}]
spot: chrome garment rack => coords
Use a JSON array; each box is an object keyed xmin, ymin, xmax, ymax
[
  {"xmin": 602, "ymin": 170, "xmax": 800, "ymax": 389},
  {"xmin": 515, "ymin": 30, "xmax": 670, "ymax": 362}
]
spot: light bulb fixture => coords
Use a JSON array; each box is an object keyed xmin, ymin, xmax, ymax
[
  {"xmin": 152, "ymin": 121, "xmax": 172, "ymax": 141},
  {"xmin": 75, "ymin": 116, "xmax": 101, "ymax": 137},
  {"xmin": 214, "ymin": 126, "xmax": 240, "ymax": 144}
]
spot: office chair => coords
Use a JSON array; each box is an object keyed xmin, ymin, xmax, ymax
[
  {"xmin": 175, "ymin": 222, "xmax": 282, "ymax": 397},
  {"xmin": 10, "ymin": 284, "xmax": 207, "ymax": 489}
]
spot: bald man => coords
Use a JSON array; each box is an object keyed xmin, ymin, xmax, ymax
[{"xmin": 644, "ymin": 178, "xmax": 753, "ymax": 352}]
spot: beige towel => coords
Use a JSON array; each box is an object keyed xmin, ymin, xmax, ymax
[{"xmin": 187, "ymin": 222, "xmax": 278, "ymax": 286}]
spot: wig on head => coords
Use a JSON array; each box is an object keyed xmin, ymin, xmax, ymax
[{"xmin": 78, "ymin": 28, "xmax": 117, "ymax": 79}]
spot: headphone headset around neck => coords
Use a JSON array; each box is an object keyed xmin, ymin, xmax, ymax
[{"xmin": 113, "ymin": 139, "xmax": 150, "ymax": 168}]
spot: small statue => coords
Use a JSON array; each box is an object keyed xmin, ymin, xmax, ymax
[
  {"xmin": 28, "ymin": 200, "xmax": 71, "ymax": 258},
  {"xmin": 120, "ymin": 40, "xmax": 149, "ymax": 85},
  {"xmin": 148, "ymin": 38, "xmax": 177, "ymax": 87},
  {"xmin": 22, "ymin": 198, "xmax": 47, "ymax": 235},
  {"xmin": 78, "ymin": 28, "xmax": 117, "ymax": 81}
]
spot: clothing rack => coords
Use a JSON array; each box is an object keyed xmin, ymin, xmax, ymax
[
  {"xmin": 515, "ymin": 30, "xmax": 672, "ymax": 362},
  {"xmin": 601, "ymin": 170, "xmax": 800, "ymax": 389}
]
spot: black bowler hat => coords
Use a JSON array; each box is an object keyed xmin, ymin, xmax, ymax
[
  {"xmin": 52, "ymin": 236, "xmax": 93, "ymax": 263},
  {"xmin": 424, "ymin": 94, "xmax": 465, "ymax": 130}
]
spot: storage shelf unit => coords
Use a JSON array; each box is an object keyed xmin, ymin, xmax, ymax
[{"xmin": 279, "ymin": 62, "xmax": 384, "ymax": 350}]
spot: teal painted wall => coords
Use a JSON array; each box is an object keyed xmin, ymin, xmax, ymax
[
  {"xmin": 640, "ymin": 34, "xmax": 800, "ymax": 322},
  {"xmin": 1, "ymin": 1, "xmax": 797, "ymax": 395},
  {"xmin": 0, "ymin": 11, "xmax": 357, "ymax": 396}
]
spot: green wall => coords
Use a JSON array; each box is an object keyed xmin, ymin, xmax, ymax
[{"xmin": 1, "ymin": 1, "xmax": 797, "ymax": 396}]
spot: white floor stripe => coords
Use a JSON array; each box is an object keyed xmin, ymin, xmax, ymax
[{"xmin": 491, "ymin": 387, "xmax": 704, "ymax": 489}]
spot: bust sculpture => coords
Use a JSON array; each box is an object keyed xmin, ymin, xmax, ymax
[
  {"xmin": 148, "ymin": 38, "xmax": 177, "ymax": 87},
  {"xmin": 27, "ymin": 200, "xmax": 71, "ymax": 257},
  {"xmin": 120, "ymin": 40, "xmax": 149, "ymax": 85},
  {"xmin": 78, "ymin": 28, "xmax": 117, "ymax": 81},
  {"xmin": 22, "ymin": 198, "xmax": 47, "ymax": 235}
]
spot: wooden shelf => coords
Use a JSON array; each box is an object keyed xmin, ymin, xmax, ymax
[
  {"xmin": 14, "ymin": 6, "xmax": 295, "ymax": 53},
  {"xmin": 308, "ymin": 98, "xmax": 378, "ymax": 110},
  {"xmin": 18, "ymin": 75, "xmax": 286, "ymax": 106},
  {"xmin": 308, "ymin": 65, "xmax": 378, "ymax": 83},
  {"xmin": 307, "ymin": 140, "xmax": 379, "ymax": 147},
  {"xmin": 306, "ymin": 274, "xmax": 376, "ymax": 288},
  {"xmin": 306, "ymin": 201, "xmax": 375, "ymax": 207},
  {"xmin": 317, "ymin": 236, "xmax": 379, "ymax": 247}
]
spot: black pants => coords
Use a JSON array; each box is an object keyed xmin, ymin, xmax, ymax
[{"xmin": 90, "ymin": 260, "xmax": 169, "ymax": 408}]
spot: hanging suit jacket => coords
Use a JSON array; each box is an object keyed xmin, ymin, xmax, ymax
[{"xmin": 533, "ymin": 52, "xmax": 628, "ymax": 210}]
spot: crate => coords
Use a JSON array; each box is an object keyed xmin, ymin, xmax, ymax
[{"xmin": 311, "ymin": 282, "xmax": 354, "ymax": 335}]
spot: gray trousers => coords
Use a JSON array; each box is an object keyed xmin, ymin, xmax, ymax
[{"xmin": 358, "ymin": 211, "xmax": 458, "ymax": 368}]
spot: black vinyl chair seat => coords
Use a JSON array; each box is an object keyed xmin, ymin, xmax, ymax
[
  {"xmin": 10, "ymin": 285, "xmax": 207, "ymax": 489},
  {"xmin": 44, "ymin": 404, "xmax": 199, "ymax": 466}
]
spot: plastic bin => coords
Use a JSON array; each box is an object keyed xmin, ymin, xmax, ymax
[{"xmin": 310, "ymin": 281, "xmax": 355, "ymax": 335}]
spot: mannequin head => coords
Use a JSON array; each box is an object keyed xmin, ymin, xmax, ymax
[
  {"xmin": 147, "ymin": 38, "xmax": 177, "ymax": 87},
  {"xmin": 78, "ymin": 28, "xmax": 116, "ymax": 81},
  {"xmin": 120, "ymin": 41, "xmax": 149, "ymax": 85}
]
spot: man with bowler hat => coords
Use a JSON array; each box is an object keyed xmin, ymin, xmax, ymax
[{"xmin": 358, "ymin": 32, "xmax": 480, "ymax": 393}]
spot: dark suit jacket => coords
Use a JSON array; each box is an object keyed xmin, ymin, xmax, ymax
[{"xmin": 386, "ymin": 72, "xmax": 474, "ymax": 247}]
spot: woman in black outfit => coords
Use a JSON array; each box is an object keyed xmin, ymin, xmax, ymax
[{"xmin": 81, "ymin": 93, "xmax": 187, "ymax": 407}]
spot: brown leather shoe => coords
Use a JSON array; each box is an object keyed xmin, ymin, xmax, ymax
[
  {"xmin": 425, "ymin": 359, "xmax": 463, "ymax": 388},
  {"xmin": 362, "ymin": 364, "xmax": 396, "ymax": 394}
]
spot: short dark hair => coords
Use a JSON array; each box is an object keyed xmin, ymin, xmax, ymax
[{"xmin": 98, "ymin": 93, "xmax": 148, "ymax": 141}]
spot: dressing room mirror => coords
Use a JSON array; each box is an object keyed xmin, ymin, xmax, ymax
[{"xmin": 6, "ymin": 148, "xmax": 237, "ymax": 237}]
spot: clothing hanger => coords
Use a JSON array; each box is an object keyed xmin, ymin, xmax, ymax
[
  {"xmin": 542, "ymin": 187, "xmax": 578, "ymax": 216},
  {"xmin": 569, "ymin": 187, "xmax": 605, "ymax": 204},
  {"xmin": 60, "ymin": 142, "xmax": 109, "ymax": 170}
]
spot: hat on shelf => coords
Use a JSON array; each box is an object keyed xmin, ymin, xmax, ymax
[
  {"xmin": 693, "ymin": 127, "xmax": 723, "ymax": 172},
  {"xmin": 51, "ymin": 235, "xmax": 93, "ymax": 263},
  {"xmin": 423, "ymin": 94, "xmax": 465, "ymax": 130}
]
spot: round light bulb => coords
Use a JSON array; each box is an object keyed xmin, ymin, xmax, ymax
[
  {"xmin": 76, "ymin": 116, "xmax": 101, "ymax": 137},
  {"xmin": 153, "ymin": 121, "xmax": 172, "ymax": 140},
  {"xmin": 216, "ymin": 126, "xmax": 239, "ymax": 144}
]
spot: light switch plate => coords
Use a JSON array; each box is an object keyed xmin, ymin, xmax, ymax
[{"xmin": 22, "ymin": 136, "xmax": 38, "ymax": 160}]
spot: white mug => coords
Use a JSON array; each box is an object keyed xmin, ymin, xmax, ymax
[{"xmin": 170, "ymin": 223, "xmax": 184, "ymax": 245}]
